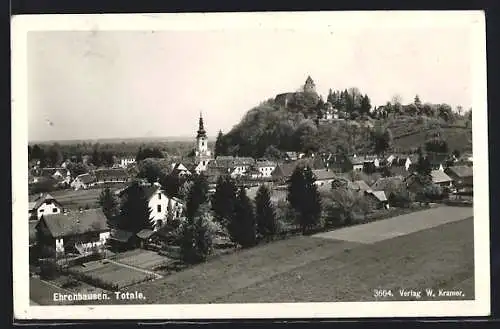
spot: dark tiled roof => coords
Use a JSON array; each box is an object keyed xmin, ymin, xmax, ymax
[
  {"xmin": 110, "ymin": 228, "xmax": 134, "ymax": 242},
  {"xmin": 119, "ymin": 184, "xmax": 162, "ymax": 201},
  {"xmin": 136, "ymin": 229, "xmax": 155, "ymax": 240},
  {"xmin": 41, "ymin": 168, "xmax": 69, "ymax": 177},
  {"xmin": 312, "ymin": 169, "xmax": 336, "ymax": 181},
  {"xmin": 431, "ymin": 170, "xmax": 453, "ymax": 184},
  {"xmin": 37, "ymin": 209, "xmax": 109, "ymax": 238},
  {"xmin": 94, "ymin": 169, "xmax": 128, "ymax": 182},
  {"xmin": 445, "ymin": 165, "xmax": 473, "ymax": 178},
  {"xmin": 371, "ymin": 177, "xmax": 405, "ymax": 193},
  {"xmin": 352, "ymin": 180, "xmax": 371, "ymax": 191},
  {"xmin": 29, "ymin": 193, "xmax": 60, "ymax": 211}
]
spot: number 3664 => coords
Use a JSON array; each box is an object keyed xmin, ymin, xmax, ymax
[{"xmin": 373, "ymin": 289, "xmax": 393, "ymax": 297}]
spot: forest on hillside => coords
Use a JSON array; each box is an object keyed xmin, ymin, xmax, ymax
[{"xmin": 214, "ymin": 85, "xmax": 472, "ymax": 159}]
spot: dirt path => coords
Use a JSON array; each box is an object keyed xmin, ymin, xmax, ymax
[{"xmin": 313, "ymin": 206, "xmax": 473, "ymax": 244}]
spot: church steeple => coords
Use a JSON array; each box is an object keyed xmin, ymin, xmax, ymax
[{"xmin": 197, "ymin": 112, "xmax": 207, "ymax": 139}]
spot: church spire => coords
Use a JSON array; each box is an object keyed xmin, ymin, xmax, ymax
[{"xmin": 197, "ymin": 111, "xmax": 207, "ymax": 138}]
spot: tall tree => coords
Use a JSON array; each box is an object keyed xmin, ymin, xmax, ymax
[
  {"xmin": 179, "ymin": 203, "xmax": 213, "ymax": 264},
  {"xmin": 214, "ymin": 130, "xmax": 226, "ymax": 157},
  {"xmin": 228, "ymin": 188, "xmax": 257, "ymax": 248},
  {"xmin": 211, "ymin": 175, "xmax": 238, "ymax": 228},
  {"xmin": 185, "ymin": 173, "xmax": 209, "ymax": 220},
  {"xmin": 160, "ymin": 173, "xmax": 182, "ymax": 199},
  {"xmin": 137, "ymin": 159, "xmax": 163, "ymax": 185},
  {"xmin": 119, "ymin": 181, "xmax": 152, "ymax": 233},
  {"xmin": 287, "ymin": 165, "xmax": 322, "ymax": 234},
  {"xmin": 414, "ymin": 94, "xmax": 422, "ymax": 108},
  {"xmin": 255, "ymin": 185, "xmax": 278, "ymax": 241},
  {"xmin": 360, "ymin": 94, "xmax": 371, "ymax": 115},
  {"xmin": 98, "ymin": 188, "xmax": 118, "ymax": 220}
]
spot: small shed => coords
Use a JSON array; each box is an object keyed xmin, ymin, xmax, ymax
[{"xmin": 136, "ymin": 229, "xmax": 156, "ymax": 248}]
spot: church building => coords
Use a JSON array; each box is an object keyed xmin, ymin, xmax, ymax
[{"xmin": 192, "ymin": 112, "xmax": 213, "ymax": 174}]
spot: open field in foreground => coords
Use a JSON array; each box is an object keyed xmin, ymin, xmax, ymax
[
  {"xmin": 33, "ymin": 206, "xmax": 475, "ymax": 305},
  {"xmin": 116, "ymin": 207, "xmax": 474, "ymax": 304}
]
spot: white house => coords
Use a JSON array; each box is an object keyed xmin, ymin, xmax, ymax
[
  {"xmin": 119, "ymin": 184, "xmax": 185, "ymax": 230},
  {"xmin": 119, "ymin": 157, "xmax": 136, "ymax": 168},
  {"xmin": 70, "ymin": 173, "xmax": 96, "ymax": 190},
  {"xmin": 256, "ymin": 161, "xmax": 277, "ymax": 178},
  {"xmin": 171, "ymin": 162, "xmax": 192, "ymax": 177},
  {"xmin": 29, "ymin": 193, "xmax": 63, "ymax": 220}
]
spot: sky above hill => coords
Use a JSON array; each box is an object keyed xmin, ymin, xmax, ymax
[{"xmin": 27, "ymin": 17, "xmax": 476, "ymax": 142}]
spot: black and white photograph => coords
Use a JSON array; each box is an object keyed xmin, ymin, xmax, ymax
[{"xmin": 12, "ymin": 11, "xmax": 489, "ymax": 319}]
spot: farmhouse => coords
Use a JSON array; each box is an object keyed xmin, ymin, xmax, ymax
[
  {"xmin": 170, "ymin": 162, "xmax": 192, "ymax": 178},
  {"xmin": 348, "ymin": 155, "xmax": 365, "ymax": 172},
  {"xmin": 94, "ymin": 168, "xmax": 129, "ymax": 185},
  {"xmin": 35, "ymin": 208, "xmax": 110, "ymax": 259},
  {"xmin": 430, "ymin": 170, "xmax": 453, "ymax": 188},
  {"xmin": 444, "ymin": 165, "xmax": 473, "ymax": 188},
  {"xmin": 29, "ymin": 193, "xmax": 63, "ymax": 220},
  {"xmin": 70, "ymin": 173, "xmax": 96, "ymax": 190},
  {"xmin": 364, "ymin": 190, "xmax": 389, "ymax": 209},
  {"xmin": 254, "ymin": 160, "xmax": 277, "ymax": 178},
  {"xmin": 312, "ymin": 169, "xmax": 336, "ymax": 188}
]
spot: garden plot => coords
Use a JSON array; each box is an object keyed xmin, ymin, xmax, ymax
[
  {"xmin": 68, "ymin": 259, "xmax": 157, "ymax": 290},
  {"xmin": 112, "ymin": 249, "xmax": 173, "ymax": 271}
]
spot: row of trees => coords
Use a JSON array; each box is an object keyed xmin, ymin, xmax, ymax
[{"xmin": 326, "ymin": 88, "xmax": 372, "ymax": 115}]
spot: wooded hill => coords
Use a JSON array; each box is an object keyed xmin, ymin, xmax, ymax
[{"xmin": 215, "ymin": 87, "xmax": 472, "ymax": 158}]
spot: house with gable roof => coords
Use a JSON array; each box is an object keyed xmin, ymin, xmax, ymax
[
  {"xmin": 35, "ymin": 208, "xmax": 110, "ymax": 258},
  {"xmin": 29, "ymin": 193, "xmax": 63, "ymax": 220},
  {"xmin": 70, "ymin": 173, "xmax": 96, "ymax": 190}
]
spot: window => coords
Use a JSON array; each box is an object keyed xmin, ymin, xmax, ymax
[
  {"xmin": 157, "ymin": 205, "xmax": 162, "ymax": 213},
  {"xmin": 39, "ymin": 209, "xmax": 44, "ymax": 213},
  {"xmin": 158, "ymin": 193, "xmax": 161, "ymax": 199},
  {"xmin": 52, "ymin": 208, "xmax": 58, "ymax": 213}
]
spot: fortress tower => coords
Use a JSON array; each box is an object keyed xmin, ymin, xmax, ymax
[{"xmin": 304, "ymin": 75, "xmax": 316, "ymax": 93}]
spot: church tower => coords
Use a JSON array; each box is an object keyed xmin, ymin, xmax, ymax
[{"xmin": 195, "ymin": 112, "xmax": 211, "ymax": 158}]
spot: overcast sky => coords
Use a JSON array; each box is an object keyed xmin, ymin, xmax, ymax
[{"xmin": 28, "ymin": 27, "xmax": 472, "ymax": 142}]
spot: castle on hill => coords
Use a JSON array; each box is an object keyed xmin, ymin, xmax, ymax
[
  {"xmin": 274, "ymin": 75, "xmax": 317, "ymax": 107},
  {"xmin": 274, "ymin": 75, "xmax": 343, "ymax": 121}
]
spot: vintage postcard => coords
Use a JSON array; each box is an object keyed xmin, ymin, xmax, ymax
[{"xmin": 12, "ymin": 11, "xmax": 489, "ymax": 320}]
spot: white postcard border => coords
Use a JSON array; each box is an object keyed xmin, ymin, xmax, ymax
[{"xmin": 12, "ymin": 11, "xmax": 490, "ymax": 320}]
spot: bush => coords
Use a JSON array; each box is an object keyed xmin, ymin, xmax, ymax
[
  {"xmin": 388, "ymin": 190, "xmax": 412, "ymax": 208},
  {"xmin": 423, "ymin": 184, "xmax": 447, "ymax": 201},
  {"xmin": 39, "ymin": 258, "xmax": 59, "ymax": 280}
]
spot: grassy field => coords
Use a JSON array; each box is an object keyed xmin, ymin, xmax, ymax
[
  {"xmin": 118, "ymin": 211, "xmax": 474, "ymax": 304},
  {"xmin": 30, "ymin": 277, "xmax": 73, "ymax": 305},
  {"xmin": 111, "ymin": 249, "xmax": 174, "ymax": 271},
  {"xmin": 32, "ymin": 207, "xmax": 474, "ymax": 305}
]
